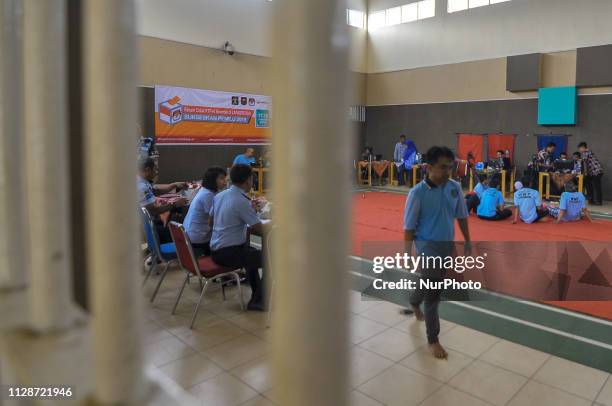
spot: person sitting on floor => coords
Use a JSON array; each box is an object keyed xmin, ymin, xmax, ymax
[
  {"xmin": 465, "ymin": 174, "xmax": 488, "ymax": 214},
  {"xmin": 138, "ymin": 158, "xmax": 187, "ymax": 243},
  {"xmin": 549, "ymin": 182, "xmax": 593, "ymax": 224},
  {"xmin": 512, "ymin": 176, "xmax": 549, "ymax": 224},
  {"xmin": 183, "ymin": 167, "xmax": 227, "ymax": 257},
  {"xmin": 210, "ymin": 164, "xmax": 268, "ymax": 311},
  {"xmin": 477, "ymin": 176, "xmax": 512, "ymax": 221}
]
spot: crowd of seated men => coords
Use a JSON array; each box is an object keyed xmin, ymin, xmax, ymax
[{"xmin": 137, "ymin": 154, "xmax": 269, "ymax": 311}]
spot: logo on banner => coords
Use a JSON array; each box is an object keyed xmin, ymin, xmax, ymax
[
  {"xmin": 249, "ymin": 98, "xmax": 255, "ymax": 106},
  {"xmin": 231, "ymin": 96, "xmax": 239, "ymax": 105},
  {"xmin": 255, "ymin": 109, "xmax": 270, "ymax": 128},
  {"xmin": 158, "ymin": 96, "xmax": 183, "ymax": 125},
  {"xmin": 240, "ymin": 97, "xmax": 248, "ymax": 106}
]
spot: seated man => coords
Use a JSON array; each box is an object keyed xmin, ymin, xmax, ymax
[
  {"xmin": 465, "ymin": 174, "xmax": 488, "ymax": 214},
  {"xmin": 477, "ymin": 177, "xmax": 512, "ymax": 221},
  {"xmin": 183, "ymin": 167, "xmax": 227, "ymax": 257},
  {"xmin": 512, "ymin": 176, "xmax": 548, "ymax": 224},
  {"xmin": 550, "ymin": 182, "xmax": 593, "ymax": 224},
  {"xmin": 210, "ymin": 164, "xmax": 267, "ymax": 311},
  {"xmin": 138, "ymin": 158, "xmax": 187, "ymax": 243}
]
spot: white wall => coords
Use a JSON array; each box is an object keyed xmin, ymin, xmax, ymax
[{"xmin": 367, "ymin": 0, "xmax": 612, "ymax": 73}]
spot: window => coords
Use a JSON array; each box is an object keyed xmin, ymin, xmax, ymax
[
  {"xmin": 386, "ymin": 6, "xmax": 402, "ymax": 26},
  {"xmin": 448, "ymin": 0, "xmax": 511, "ymax": 13},
  {"xmin": 448, "ymin": 0, "xmax": 468, "ymax": 12},
  {"xmin": 401, "ymin": 3, "xmax": 418, "ymax": 23},
  {"xmin": 346, "ymin": 9, "xmax": 365, "ymax": 29},
  {"xmin": 368, "ymin": 10, "xmax": 386, "ymax": 30},
  {"xmin": 418, "ymin": 0, "xmax": 435, "ymax": 19}
]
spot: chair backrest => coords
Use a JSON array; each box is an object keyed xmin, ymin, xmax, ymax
[
  {"xmin": 141, "ymin": 207, "xmax": 163, "ymax": 259},
  {"xmin": 168, "ymin": 221, "xmax": 201, "ymax": 278}
]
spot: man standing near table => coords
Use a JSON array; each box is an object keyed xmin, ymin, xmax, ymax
[
  {"xmin": 138, "ymin": 158, "xmax": 187, "ymax": 243},
  {"xmin": 233, "ymin": 147, "xmax": 257, "ymax": 166},
  {"xmin": 394, "ymin": 135, "xmax": 407, "ymax": 186},
  {"xmin": 578, "ymin": 142, "xmax": 604, "ymax": 205},
  {"xmin": 403, "ymin": 146, "xmax": 471, "ymax": 359},
  {"xmin": 210, "ymin": 164, "xmax": 268, "ymax": 311},
  {"xmin": 537, "ymin": 142, "xmax": 556, "ymax": 172}
]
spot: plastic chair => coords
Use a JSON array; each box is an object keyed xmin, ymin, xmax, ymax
[
  {"xmin": 140, "ymin": 207, "xmax": 177, "ymax": 302},
  {"xmin": 168, "ymin": 221, "xmax": 245, "ymax": 328}
]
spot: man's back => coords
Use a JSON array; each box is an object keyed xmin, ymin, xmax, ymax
[
  {"xmin": 514, "ymin": 187, "xmax": 540, "ymax": 223},
  {"xmin": 477, "ymin": 188, "xmax": 502, "ymax": 217},
  {"xmin": 210, "ymin": 186, "xmax": 260, "ymax": 250},
  {"xmin": 559, "ymin": 192, "xmax": 585, "ymax": 221}
]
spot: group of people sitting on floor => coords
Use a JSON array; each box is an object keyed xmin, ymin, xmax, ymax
[
  {"xmin": 465, "ymin": 173, "xmax": 592, "ymax": 224},
  {"xmin": 138, "ymin": 158, "xmax": 268, "ymax": 311}
]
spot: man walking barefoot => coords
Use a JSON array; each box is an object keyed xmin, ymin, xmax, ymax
[{"xmin": 403, "ymin": 146, "xmax": 471, "ymax": 359}]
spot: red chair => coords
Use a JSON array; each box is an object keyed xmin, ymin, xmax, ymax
[{"xmin": 168, "ymin": 221, "xmax": 245, "ymax": 328}]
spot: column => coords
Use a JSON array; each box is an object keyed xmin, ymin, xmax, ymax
[
  {"xmin": 271, "ymin": 1, "xmax": 351, "ymax": 405},
  {"xmin": 83, "ymin": 0, "xmax": 144, "ymax": 402}
]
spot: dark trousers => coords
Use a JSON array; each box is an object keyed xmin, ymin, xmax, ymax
[
  {"xmin": 154, "ymin": 221, "xmax": 173, "ymax": 244},
  {"xmin": 212, "ymin": 244, "xmax": 264, "ymax": 304},
  {"xmin": 397, "ymin": 165, "xmax": 406, "ymax": 186},
  {"xmin": 585, "ymin": 174, "xmax": 603, "ymax": 204},
  {"xmin": 465, "ymin": 194, "xmax": 480, "ymax": 214},
  {"xmin": 192, "ymin": 241, "xmax": 211, "ymax": 257},
  {"xmin": 478, "ymin": 208, "xmax": 512, "ymax": 221},
  {"xmin": 410, "ymin": 272, "xmax": 445, "ymax": 344},
  {"xmin": 533, "ymin": 208, "xmax": 549, "ymax": 222}
]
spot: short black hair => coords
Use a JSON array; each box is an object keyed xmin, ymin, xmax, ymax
[
  {"xmin": 573, "ymin": 151, "xmax": 581, "ymax": 158},
  {"xmin": 478, "ymin": 173, "xmax": 488, "ymax": 183},
  {"xmin": 565, "ymin": 181, "xmax": 578, "ymax": 192},
  {"xmin": 230, "ymin": 164, "xmax": 253, "ymax": 184},
  {"xmin": 546, "ymin": 142, "xmax": 557, "ymax": 148},
  {"xmin": 497, "ymin": 150, "xmax": 504, "ymax": 155},
  {"xmin": 578, "ymin": 142, "xmax": 588, "ymax": 149},
  {"xmin": 399, "ymin": 135, "xmax": 406, "ymax": 139},
  {"xmin": 140, "ymin": 157, "xmax": 156, "ymax": 171},
  {"xmin": 202, "ymin": 166, "xmax": 227, "ymax": 192},
  {"xmin": 521, "ymin": 175, "xmax": 532, "ymax": 188},
  {"xmin": 489, "ymin": 176, "xmax": 501, "ymax": 189},
  {"xmin": 424, "ymin": 146, "xmax": 454, "ymax": 165}
]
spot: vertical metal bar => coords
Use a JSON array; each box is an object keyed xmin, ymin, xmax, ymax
[
  {"xmin": 0, "ymin": 0, "xmax": 27, "ymax": 289},
  {"xmin": 271, "ymin": 1, "xmax": 351, "ymax": 405},
  {"xmin": 84, "ymin": 0, "xmax": 144, "ymax": 402},
  {"xmin": 23, "ymin": 0, "xmax": 73, "ymax": 331}
]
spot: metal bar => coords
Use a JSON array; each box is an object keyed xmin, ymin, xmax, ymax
[
  {"xmin": 271, "ymin": 1, "xmax": 350, "ymax": 405},
  {"xmin": 23, "ymin": 0, "xmax": 73, "ymax": 330},
  {"xmin": 84, "ymin": 0, "xmax": 144, "ymax": 402}
]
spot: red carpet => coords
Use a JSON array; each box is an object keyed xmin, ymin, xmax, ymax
[{"xmin": 351, "ymin": 191, "xmax": 612, "ymax": 320}]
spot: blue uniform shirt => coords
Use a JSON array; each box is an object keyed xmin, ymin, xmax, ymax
[
  {"xmin": 473, "ymin": 182, "xmax": 488, "ymax": 199},
  {"xmin": 183, "ymin": 188, "xmax": 215, "ymax": 244},
  {"xmin": 477, "ymin": 188, "xmax": 504, "ymax": 218},
  {"xmin": 404, "ymin": 178, "xmax": 467, "ymax": 243},
  {"xmin": 137, "ymin": 176, "xmax": 156, "ymax": 207},
  {"xmin": 210, "ymin": 185, "xmax": 261, "ymax": 250},
  {"xmin": 513, "ymin": 188, "xmax": 540, "ymax": 224},
  {"xmin": 233, "ymin": 154, "xmax": 256, "ymax": 166},
  {"xmin": 559, "ymin": 192, "xmax": 586, "ymax": 222}
]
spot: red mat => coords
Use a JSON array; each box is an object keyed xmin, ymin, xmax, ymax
[{"xmin": 351, "ymin": 191, "xmax": 612, "ymax": 320}]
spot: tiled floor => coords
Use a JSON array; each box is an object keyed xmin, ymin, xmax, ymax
[{"xmin": 142, "ymin": 268, "xmax": 610, "ymax": 406}]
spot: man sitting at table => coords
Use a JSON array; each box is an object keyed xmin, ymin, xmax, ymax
[
  {"xmin": 477, "ymin": 176, "xmax": 512, "ymax": 221},
  {"xmin": 138, "ymin": 158, "xmax": 187, "ymax": 243},
  {"xmin": 512, "ymin": 176, "xmax": 549, "ymax": 224},
  {"xmin": 465, "ymin": 174, "xmax": 488, "ymax": 214},
  {"xmin": 210, "ymin": 164, "xmax": 267, "ymax": 311},
  {"xmin": 233, "ymin": 147, "xmax": 257, "ymax": 166},
  {"xmin": 550, "ymin": 182, "xmax": 593, "ymax": 224},
  {"xmin": 184, "ymin": 167, "xmax": 227, "ymax": 257}
]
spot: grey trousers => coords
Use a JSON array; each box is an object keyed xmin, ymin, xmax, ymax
[{"xmin": 409, "ymin": 273, "xmax": 445, "ymax": 344}]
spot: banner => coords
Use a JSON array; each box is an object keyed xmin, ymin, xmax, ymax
[{"xmin": 154, "ymin": 85, "xmax": 271, "ymax": 145}]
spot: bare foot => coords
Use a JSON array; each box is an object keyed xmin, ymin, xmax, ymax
[
  {"xmin": 429, "ymin": 342, "xmax": 448, "ymax": 359},
  {"xmin": 412, "ymin": 305, "xmax": 425, "ymax": 321}
]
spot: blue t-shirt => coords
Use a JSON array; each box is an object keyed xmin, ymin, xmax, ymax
[
  {"xmin": 473, "ymin": 182, "xmax": 488, "ymax": 199},
  {"xmin": 477, "ymin": 188, "xmax": 504, "ymax": 218},
  {"xmin": 233, "ymin": 154, "xmax": 256, "ymax": 166},
  {"xmin": 513, "ymin": 188, "xmax": 540, "ymax": 224},
  {"xmin": 404, "ymin": 179, "xmax": 468, "ymax": 244},
  {"xmin": 559, "ymin": 192, "xmax": 586, "ymax": 222},
  {"xmin": 183, "ymin": 188, "xmax": 215, "ymax": 244}
]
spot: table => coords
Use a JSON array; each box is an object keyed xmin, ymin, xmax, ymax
[
  {"xmin": 538, "ymin": 172, "xmax": 584, "ymax": 199},
  {"xmin": 357, "ymin": 161, "xmax": 372, "ymax": 186},
  {"xmin": 469, "ymin": 169, "xmax": 514, "ymax": 198},
  {"xmin": 390, "ymin": 164, "xmax": 425, "ymax": 187}
]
